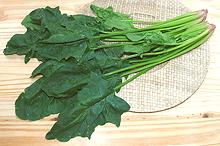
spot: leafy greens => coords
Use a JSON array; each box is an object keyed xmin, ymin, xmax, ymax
[{"xmin": 3, "ymin": 4, "xmax": 214, "ymax": 142}]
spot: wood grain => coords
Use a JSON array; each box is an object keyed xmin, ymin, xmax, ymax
[{"xmin": 0, "ymin": 0, "xmax": 220, "ymax": 145}]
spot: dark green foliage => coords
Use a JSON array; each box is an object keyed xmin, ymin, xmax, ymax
[
  {"xmin": 41, "ymin": 61, "xmax": 91, "ymax": 98},
  {"xmin": 90, "ymin": 4, "xmax": 134, "ymax": 30},
  {"xmin": 46, "ymin": 73, "xmax": 129, "ymax": 141},
  {"xmin": 4, "ymin": 6, "xmax": 132, "ymax": 140},
  {"xmin": 4, "ymin": 7, "xmax": 105, "ymax": 63},
  {"xmin": 3, "ymin": 4, "xmax": 213, "ymax": 142},
  {"xmin": 15, "ymin": 78, "xmax": 71, "ymax": 121}
]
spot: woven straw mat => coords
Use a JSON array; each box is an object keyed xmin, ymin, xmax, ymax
[{"xmin": 80, "ymin": 0, "xmax": 210, "ymax": 112}]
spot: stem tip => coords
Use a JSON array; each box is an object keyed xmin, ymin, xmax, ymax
[
  {"xmin": 201, "ymin": 9, "xmax": 208, "ymax": 21},
  {"xmin": 208, "ymin": 23, "xmax": 216, "ymax": 30}
]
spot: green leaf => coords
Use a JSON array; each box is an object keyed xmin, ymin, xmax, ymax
[
  {"xmin": 161, "ymin": 33, "xmax": 177, "ymax": 45},
  {"xmin": 15, "ymin": 78, "xmax": 74, "ymax": 121},
  {"xmin": 16, "ymin": 91, "xmax": 75, "ymax": 121},
  {"xmin": 15, "ymin": 60, "xmax": 80, "ymax": 120},
  {"xmin": 46, "ymin": 73, "xmax": 129, "ymax": 141},
  {"xmin": 4, "ymin": 29, "xmax": 47, "ymax": 55},
  {"xmin": 90, "ymin": 4, "xmax": 134, "ymax": 30},
  {"xmin": 152, "ymin": 46, "xmax": 166, "ymax": 52},
  {"xmin": 90, "ymin": 5, "xmax": 114, "ymax": 19},
  {"xmin": 143, "ymin": 31, "xmax": 177, "ymax": 46},
  {"xmin": 3, "ymin": 28, "xmax": 50, "ymax": 63},
  {"xmin": 41, "ymin": 32, "xmax": 85, "ymax": 44},
  {"xmin": 35, "ymin": 40, "xmax": 88, "ymax": 61},
  {"xmin": 16, "ymin": 91, "xmax": 50, "ymax": 121},
  {"xmin": 126, "ymin": 32, "xmax": 146, "ymax": 42},
  {"xmin": 31, "ymin": 60, "xmax": 65, "ymax": 77},
  {"xmin": 64, "ymin": 15, "xmax": 103, "ymax": 37},
  {"xmin": 5, "ymin": 6, "xmax": 104, "ymax": 62},
  {"xmin": 27, "ymin": 6, "xmax": 68, "ymax": 34},
  {"xmin": 3, "ymin": 34, "xmax": 30, "ymax": 55},
  {"xmin": 126, "ymin": 31, "xmax": 177, "ymax": 46},
  {"xmin": 123, "ymin": 44, "xmax": 151, "ymax": 54},
  {"xmin": 41, "ymin": 64, "xmax": 91, "ymax": 98},
  {"xmin": 70, "ymin": 14, "xmax": 101, "ymax": 27},
  {"xmin": 104, "ymin": 16, "xmax": 134, "ymax": 30},
  {"xmin": 31, "ymin": 59, "xmax": 91, "ymax": 98},
  {"xmin": 22, "ymin": 15, "xmax": 42, "ymax": 31},
  {"xmin": 83, "ymin": 46, "xmax": 130, "ymax": 73}
]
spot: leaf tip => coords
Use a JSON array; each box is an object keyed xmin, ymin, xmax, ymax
[{"xmin": 45, "ymin": 132, "xmax": 54, "ymax": 140}]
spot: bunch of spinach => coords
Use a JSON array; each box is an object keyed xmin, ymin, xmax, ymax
[{"xmin": 3, "ymin": 5, "xmax": 215, "ymax": 142}]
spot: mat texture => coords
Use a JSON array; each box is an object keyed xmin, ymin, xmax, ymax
[{"xmin": 80, "ymin": 0, "xmax": 209, "ymax": 112}]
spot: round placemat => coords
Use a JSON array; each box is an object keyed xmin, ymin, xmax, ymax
[{"xmin": 80, "ymin": 0, "xmax": 209, "ymax": 112}]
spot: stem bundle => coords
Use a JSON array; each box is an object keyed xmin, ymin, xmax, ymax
[{"xmin": 98, "ymin": 9, "xmax": 215, "ymax": 89}]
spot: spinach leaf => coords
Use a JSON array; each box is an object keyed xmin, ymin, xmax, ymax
[
  {"xmin": 123, "ymin": 44, "xmax": 152, "ymax": 54},
  {"xmin": 22, "ymin": 6, "xmax": 68, "ymax": 34},
  {"xmin": 31, "ymin": 60, "xmax": 65, "ymax": 78},
  {"xmin": 15, "ymin": 78, "xmax": 73, "ymax": 121},
  {"xmin": 90, "ymin": 4, "xmax": 134, "ymax": 30},
  {"xmin": 126, "ymin": 32, "xmax": 146, "ymax": 42},
  {"xmin": 15, "ymin": 60, "xmax": 84, "ymax": 120},
  {"xmin": 36, "ymin": 40, "xmax": 88, "ymax": 61},
  {"xmin": 126, "ymin": 31, "xmax": 177, "ymax": 46},
  {"xmin": 96, "ymin": 48, "xmax": 130, "ymax": 73},
  {"xmin": 22, "ymin": 15, "xmax": 43, "ymax": 31},
  {"xmin": 41, "ymin": 63, "xmax": 91, "ymax": 98},
  {"xmin": 41, "ymin": 32, "xmax": 85, "ymax": 44},
  {"xmin": 3, "ymin": 29, "xmax": 49, "ymax": 57},
  {"xmin": 46, "ymin": 73, "xmax": 130, "ymax": 141},
  {"xmin": 4, "ymin": 7, "xmax": 105, "ymax": 63},
  {"xmin": 80, "ymin": 46, "xmax": 130, "ymax": 73}
]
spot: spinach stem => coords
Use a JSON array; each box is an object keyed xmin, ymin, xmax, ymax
[
  {"xmin": 152, "ymin": 10, "xmax": 205, "ymax": 26},
  {"xmin": 105, "ymin": 28, "xmax": 211, "ymax": 76},
  {"xmin": 123, "ymin": 26, "xmax": 209, "ymax": 60},
  {"xmin": 114, "ymin": 66, "xmax": 153, "ymax": 91},
  {"xmin": 103, "ymin": 39, "xmax": 130, "ymax": 42},
  {"xmin": 92, "ymin": 41, "xmax": 145, "ymax": 50},
  {"xmin": 120, "ymin": 30, "xmax": 212, "ymax": 76},
  {"xmin": 100, "ymin": 22, "xmax": 208, "ymax": 51},
  {"xmin": 177, "ymin": 23, "xmax": 208, "ymax": 36},
  {"xmin": 114, "ymin": 26, "xmax": 212, "ymax": 90},
  {"xmin": 165, "ymin": 18, "xmax": 205, "ymax": 35},
  {"xmin": 94, "ymin": 12, "xmax": 204, "ymax": 39}
]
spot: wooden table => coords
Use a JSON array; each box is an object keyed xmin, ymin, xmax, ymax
[{"xmin": 0, "ymin": 0, "xmax": 219, "ymax": 145}]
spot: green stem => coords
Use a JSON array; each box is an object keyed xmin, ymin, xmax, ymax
[
  {"xmin": 104, "ymin": 21, "xmax": 207, "ymax": 43},
  {"xmin": 142, "ymin": 27, "xmax": 208, "ymax": 56},
  {"xmin": 151, "ymin": 13, "xmax": 203, "ymax": 29},
  {"xmin": 121, "ymin": 30, "xmax": 212, "ymax": 76},
  {"xmin": 94, "ymin": 12, "xmax": 203, "ymax": 39},
  {"xmin": 115, "ymin": 10, "xmax": 203, "ymax": 37},
  {"xmin": 178, "ymin": 23, "xmax": 208, "ymax": 36},
  {"xmin": 92, "ymin": 41, "xmax": 145, "ymax": 50},
  {"xmin": 153, "ymin": 10, "xmax": 203, "ymax": 26},
  {"xmin": 107, "ymin": 35, "xmax": 128, "ymax": 39},
  {"xmin": 166, "ymin": 18, "xmax": 204, "ymax": 35},
  {"xmin": 128, "ymin": 57, "xmax": 154, "ymax": 63},
  {"xmin": 104, "ymin": 39, "xmax": 130, "ymax": 42},
  {"xmin": 106, "ymin": 28, "xmax": 210, "ymax": 76},
  {"xmin": 128, "ymin": 19, "xmax": 156, "ymax": 23},
  {"xmin": 123, "ymin": 27, "xmax": 209, "ymax": 60},
  {"xmin": 114, "ymin": 66, "xmax": 153, "ymax": 90},
  {"xmin": 178, "ymin": 28, "xmax": 207, "ymax": 39},
  {"xmin": 102, "ymin": 35, "xmax": 129, "ymax": 42},
  {"xmin": 103, "ymin": 22, "xmax": 208, "ymax": 51},
  {"xmin": 114, "ymin": 24, "xmax": 213, "ymax": 90}
]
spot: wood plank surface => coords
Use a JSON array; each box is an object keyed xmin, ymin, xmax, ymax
[{"xmin": 0, "ymin": 0, "xmax": 220, "ymax": 145}]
